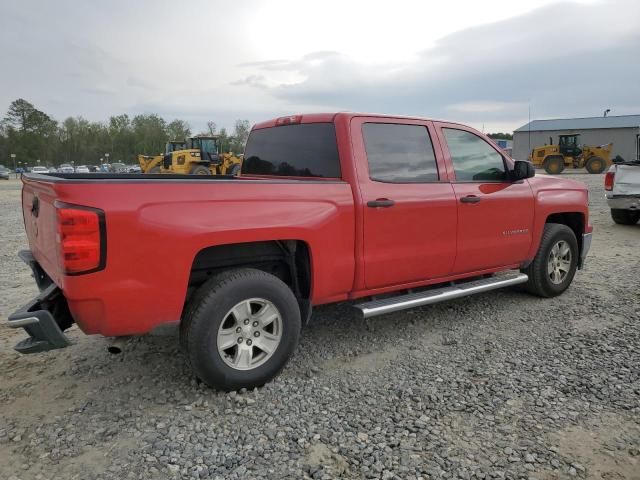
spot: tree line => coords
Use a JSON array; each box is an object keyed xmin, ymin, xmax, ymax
[{"xmin": 0, "ymin": 99, "xmax": 251, "ymax": 168}]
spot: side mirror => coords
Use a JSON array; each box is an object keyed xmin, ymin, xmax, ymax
[{"xmin": 512, "ymin": 160, "xmax": 535, "ymax": 180}]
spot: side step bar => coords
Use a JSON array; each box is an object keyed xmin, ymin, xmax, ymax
[{"xmin": 355, "ymin": 273, "xmax": 528, "ymax": 319}]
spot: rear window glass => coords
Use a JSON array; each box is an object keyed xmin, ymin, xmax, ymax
[
  {"xmin": 243, "ymin": 123, "xmax": 341, "ymax": 178},
  {"xmin": 363, "ymin": 123, "xmax": 439, "ymax": 183}
]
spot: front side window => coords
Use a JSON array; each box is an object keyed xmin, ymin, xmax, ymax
[
  {"xmin": 443, "ymin": 128, "xmax": 507, "ymax": 181},
  {"xmin": 363, "ymin": 123, "xmax": 439, "ymax": 183}
]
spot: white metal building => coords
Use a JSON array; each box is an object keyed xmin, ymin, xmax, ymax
[{"xmin": 512, "ymin": 115, "xmax": 640, "ymax": 161}]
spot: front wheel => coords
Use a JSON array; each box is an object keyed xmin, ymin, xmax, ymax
[
  {"xmin": 522, "ymin": 223, "xmax": 578, "ymax": 297},
  {"xmin": 182, "ymin": 268, "xmax": 301, "ymax": 390},
  {"xmin": 229, "ymin": 163, "xmax": 241, "ymax": 176},
  {"xmin": 544, "ymin": 156, "xmax": 565, "ymax": 175},
  {"xmin": 585, "ymin": 156, "xmax": 606, "ymax": 174},
  {"xmin": 190, "ymin": 165, "xmax": 211, "ymax": 175}
]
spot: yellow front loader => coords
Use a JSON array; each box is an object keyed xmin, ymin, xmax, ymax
[
  {"xmin": 529, "ymin": 134, "xmax": 612, "ymax": 174},
  {"xmin": 138, "ymin": 140, "xmax": 186, "ymax": 173},
  {"xmin": 139, "ymin": 136, "xmax": 242, "ymax": 175}
]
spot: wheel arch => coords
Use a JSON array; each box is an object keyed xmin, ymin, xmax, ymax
[
  {"xmin": 539, "ymin": 212, "xmax": 586, "ymax": 269},
  {"xmin": 545, "ymin": 212, "xmax": 585, "ymax": 255},
  {"xmin": 185, "ymin": 240, "xmax": 313, "ymax": 324},
  {"xmin": 524, "ymin": 210, "xmax": 587, "ymax": 269}
]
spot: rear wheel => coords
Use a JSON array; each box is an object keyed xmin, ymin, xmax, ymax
[
  {"xmin": 522, "ymin": 223, "xmax": 578, "ymax": 297},
  {"xmin": 190, "ymin": 165, "xmax": 211, "ymax": 175},
  {"xmin": 585, "ymin": 156, "xmax": 606, "ymax": 174},
  {"xmin": 611, "ymin": 209, "xmax": 640, "ymax": 225},
  {"xmin": 182, "ymin": 268, "xmax": 301, "ymax": 390},
  {"xmin": 544, "ymin": 156, "xmax": 565, "ymax": 175}
]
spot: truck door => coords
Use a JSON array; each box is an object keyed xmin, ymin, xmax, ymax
[
  {"xmin": 352, "ymin": 117, "xmax": 457, "ymax": 289},
  {"xmin": 435, "ymin": 123, "xmax": 534, "ymax": 274}
]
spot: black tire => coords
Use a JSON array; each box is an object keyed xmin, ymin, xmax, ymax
[
  {"xmin": 585, "ymin": 156, "xmax": 606, "ymax": 174},
  {"xmin": 611, "ymin": 209, "xmax": 640, "ymax": 225},
  {"xmin": 522, "ymin": 223, "xmax": 578, "ymax": 298},
  {"xmin": 182, "ymin": 268, "xmax": 301, "ymax": 390},
  {"xmin": 190, "ymin": 165, "xmax": 211, "ymax": 175},
  {"xmin": 229, "ymin": 163, "xmax": 241, "ymax": 176},
  {"xmin": 544, "ymin": 156, "xmax": 565, "ymax": 175}
]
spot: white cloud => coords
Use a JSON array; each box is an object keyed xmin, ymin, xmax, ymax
[{"xmin": 0, "ymin": 0, "xmax": 637, "ymax": 133}]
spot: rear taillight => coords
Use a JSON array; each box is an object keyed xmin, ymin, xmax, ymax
[
  {"xmin": 55, "ymin": 203, "xmax": 106, "ymax": 275},
  {"xmin": 604, "ymin": 171, "xmax": 615, "ymax": 191}
]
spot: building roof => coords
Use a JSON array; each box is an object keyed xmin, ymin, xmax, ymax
[{"xmin": 515, "ymin": 114, "xmax": 640, "ymax": 132}]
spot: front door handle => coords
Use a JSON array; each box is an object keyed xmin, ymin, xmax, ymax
[
  {"xmin": 367, "ymin": 198, "xmax": 395, "ymax": 208},
  {"xmin": 460, "ymin": 195, "xmax": 481, "ymax": 204}
]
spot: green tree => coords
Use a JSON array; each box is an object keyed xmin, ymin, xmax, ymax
[
  {"xmin": 108, "ymin": 114, "xmax": 135, "ymax": 162},
  {"xmin": 3, "ymin": 99, "xmax": 58, "ymax": 166},
  {"xmin": 4, "ymin": 98, "xmax": 37, "ymax": 132},
  {"xmin": 132, "ymin": 114, "xmax": 168, "ymax": 156},
  {"xmin": 167, "ymin": 119, "xmax": 191, "ymax": 141},
  {"xmin": 229, "ymin": 119, "xmax": 250, "ymax": 154},
  {"xmin": 488, "ymin": 132, "xmax": 513, "ymax": 140}
]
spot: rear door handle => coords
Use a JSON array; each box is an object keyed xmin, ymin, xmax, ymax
[
  {"xmin": 367, "ymin": 199, "xmax": 395, "ymax": 208},
  {"xmin": 460, "ymin": 195, "xmax": 481, "ymax": 204}
]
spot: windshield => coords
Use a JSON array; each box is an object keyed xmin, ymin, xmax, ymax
[{"xmin": 166, "ymin": 142, "xmax": 186, "ymax": 154}]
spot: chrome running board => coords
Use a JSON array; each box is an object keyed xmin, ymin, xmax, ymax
[{"xmin": 355, "ymin": 273, "xmax": 528, "ymax": 319}]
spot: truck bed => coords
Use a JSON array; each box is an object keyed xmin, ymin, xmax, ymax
[{"xmin": 20, "ymin": 172, "xmax": 356, "ymax": 335}]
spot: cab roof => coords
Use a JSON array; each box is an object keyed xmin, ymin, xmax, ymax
[{"xmin": 252, "ymin": 112, "xmax": 469, "ymax": 130}]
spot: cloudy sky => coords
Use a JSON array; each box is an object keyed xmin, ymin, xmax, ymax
[{"xmin": 1, "ymin": 0, "xmax": 638, "ymax": 133}]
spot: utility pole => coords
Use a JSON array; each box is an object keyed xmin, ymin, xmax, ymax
[{"xmin": 10, "ymin": 153, "xmax": 16, "ymax": 178}]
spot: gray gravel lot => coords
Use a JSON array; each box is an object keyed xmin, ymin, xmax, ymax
[{"xmin": 1, "ymin": 173, "xmax": 639, "ymax": 480}]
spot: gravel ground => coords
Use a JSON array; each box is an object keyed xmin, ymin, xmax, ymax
[{"xmin": 1, "ymin": 173, "xmax": 639, "ymax": 480}]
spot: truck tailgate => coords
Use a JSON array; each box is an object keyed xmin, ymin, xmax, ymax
[
  {"xmin": 21, "ymin": 176, "xmax": 63, "ymax": 286},
  {"xmin": 614, "ymin": 164, "xmax": 640, "ymax": 195}
]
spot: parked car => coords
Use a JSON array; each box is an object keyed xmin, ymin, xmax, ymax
[
  {"xmin": 31, "ymin": 166, "xmax": 49, "ymax": 174},
  {"xmin": 605, "ymin": 159, "xmax": 640, "ymax": 225},
  {"xmin": 0, "ymin": 166, "xmax": 10, "ymax": 180},
  {"xmin": 8, "ymin": 112, "xmax": 592, "ymax": 390},
  {"xmin": 111, "ymin": 162, "xmax": 128, "ymax": 173},
  {"xmin": 74, "ymin": 165, "xmax": 90, "ymax": 173},
  {"xmin": 58, "ymin": 164, "xmax": 75, "ymax": 174},
  {"xmin": 128, "ymin": 165, "xmax": 142, "ymax": 173}
]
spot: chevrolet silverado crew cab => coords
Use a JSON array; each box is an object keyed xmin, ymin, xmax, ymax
[{"xmin": 8, "ymin": 113, "xmax": 592, "ymax": 389}]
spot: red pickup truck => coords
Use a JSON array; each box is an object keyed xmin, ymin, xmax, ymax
[{"xmin": 9, "ymin": 113, "xmax": 592, "ymax": 389}]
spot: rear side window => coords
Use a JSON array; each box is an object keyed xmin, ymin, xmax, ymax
[
  {"xmin": 363, "ymin": 123, "xmax": 439, "ymax": 183},
  {"xmin": 443, "ymin": 128, "xmax": 507, "ymax": 181},
  {"xmin": 243, "ymin": 123, "xmax": 341, "ymax": 178}
]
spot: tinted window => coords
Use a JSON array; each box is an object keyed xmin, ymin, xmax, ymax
[
  {"xmin": 443, "ymin": 128, "xmax": 507, "ymax": 181},
  {"xmin": 243, "ymin": 123, "xmax": 341, "ymax": 178},
  {"xmin": 363, "ymin": 123, "xmax": 438, "ymax": 183}
]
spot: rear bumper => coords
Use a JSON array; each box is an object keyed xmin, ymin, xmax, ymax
[
  {"xmin": 6, "ymin": 250, "xmax": 72, "ymax": 354},
  {"xmin": 606, "ymin": 194, "xmax": 640, "ymax": 210}
]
